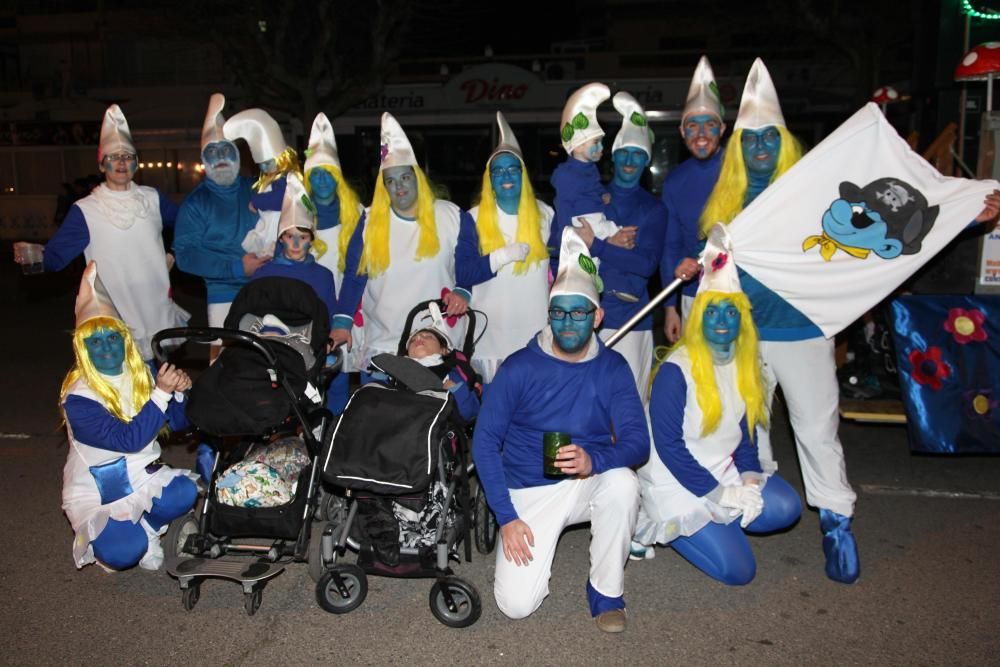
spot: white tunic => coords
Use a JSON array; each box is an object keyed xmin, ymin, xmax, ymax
[
  {"xmin": 467, "ymin": 202, "xmax": 553, "ymax": 383},
  {"xmin": 61, "ymin": 374, "xmax": 197, "ymax": 568},
  {"xmin": 635, "ymin": 347, "xmax": 769, "ymax": 545},
  {"xmin": 74, "ymin": 183, "xmax": 189, "ymax": 359},
  {"xmin": 357, "ymin": 200, "xmax": 464, "ymax": 370}
]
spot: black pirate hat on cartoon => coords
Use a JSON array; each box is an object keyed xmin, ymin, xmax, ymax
[{"xmin": 840, "ymin": 178, "xmax": 939, "ymax": 255}]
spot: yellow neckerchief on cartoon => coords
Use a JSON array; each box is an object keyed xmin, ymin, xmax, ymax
[{"xmin": 802, "ymin": 231, "xmax": 871, "ymax": 261}]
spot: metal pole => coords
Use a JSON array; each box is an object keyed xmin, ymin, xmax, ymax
[
  {"xmin": 958, "ymin": 14, "xmax": 971, "ymax": 165},
  {"xmin": 604, "ymin": 257, "xmax": 704, "ymax": 348}
]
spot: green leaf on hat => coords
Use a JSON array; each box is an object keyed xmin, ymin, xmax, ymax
[
  {"xmin": 303, "ymin": 148, "xmax": 314, "ymax": 157},
  {"xmin": 594, "ymin": 274, "xmax": 604, "ymax": 293},
  {"xmin": 630, "ymin": 111, "xmax": 647, "ymax": 127},
  {"xmin": 708, "ymin": 81, "xmax": 721, "ymax": 101},
  {"xmin": 299, "ymin": 194, "xmax": 317, "ymax": 215},
  {"xmin": 571, "ymin": 112, "xmax": 590, "ymax": 130},
  {"xmin": 561, "ymin": 123, "xmax": 575, "ymax": 143},
  {"xmin": 578, "ymin": 254, "xmax": 597, "ymax": 275}
]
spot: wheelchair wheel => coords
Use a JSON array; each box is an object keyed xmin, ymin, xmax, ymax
[
  {"xmin": 429, "ymin": 576, "xmax": 481, "ymax": 628},
  {"xmin": 316, "ymin": 564, "xmax": 367, "ymax": 614},
  {"xmin": 164, "ymin": 512, "xmax": 200, "ymax": 559},
  {"xmin": 473, "ymin": 480, "xmax": 498, "ymax": 554}
]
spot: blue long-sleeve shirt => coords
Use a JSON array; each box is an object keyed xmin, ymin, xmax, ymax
[
  {"xmin": 454, "ymin": 210, "xmax": 493, "ymax": 290},
  {"xmin": 174, "ymin": 176, "xmax": 259, "ymax": 304},
  {"xmin": 590, "ymin": 183, "xmax": 666, "ymax": 330},
  {"xmin": 548, "ymin": 158, "xmax": 607, "ymax": 271},
  {"xmin": 43, "ymin": 190, "xmax": 179, "ymax": 272},
  {"xmin": 251, "ymin": 176, "xmax": 287, "ymax": 211},
  {"xmin": 648, "ymin": 361, "xmax": 760, "ymax": 498},
  {"xmin": 332, "ymin": 212, "xmax": 369, "ymax": 328},
  {"xmin": 251, "ymin": 255, "xmax": 337, "ymax": 324},
  {"xmin": 660, "ymin": 150, "xmax": 723, "ymax": 301},
  {"xmin": 472, "ymin": 335, "xmax": 649, "ymax": 525}
]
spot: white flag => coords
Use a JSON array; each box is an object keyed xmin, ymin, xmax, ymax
[{"xmin": 726, "ymin": 103, "xmax": 999, "ymax": 338}]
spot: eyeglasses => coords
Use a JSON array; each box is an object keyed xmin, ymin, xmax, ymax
[
  {"xmin": 548, "ymin": 307, "xmax": 596, "ymax": 321},
  {"xmin": 103, "ymin": 153, "xmax": 136, "ymax": 164},
  {"xmin": 490, "ymin": 165, "xmax": 522, "ymax": 178}
]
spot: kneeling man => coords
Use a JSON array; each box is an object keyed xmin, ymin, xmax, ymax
[{"xmin": 472, "ymin": 228, "xmax": 649, "ymax": 633}]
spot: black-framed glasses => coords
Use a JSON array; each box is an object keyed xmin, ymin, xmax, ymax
[
  {"xmin": 490, "ymin": 165, "xmax": 522, "ymax": 178},
  {"xmin": 548, "ymin": 307, "xmax": 596, "ymax": 321}
]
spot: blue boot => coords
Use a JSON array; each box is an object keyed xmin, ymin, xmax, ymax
[{"xmin": 819, "ymin": 508, "xmax": 860, "ymax": 584}]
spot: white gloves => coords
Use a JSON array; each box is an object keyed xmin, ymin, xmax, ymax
[
  {"xmin": 573, "ymin": 213, "xmax": 620, "ymax": 241},
  {"xmin": 489, "ymin": 242, "xmax": 530, "ymax": 273},
  {"xmin": 718, "ymin": 484, "xmax": 764, "ymax": 529}
]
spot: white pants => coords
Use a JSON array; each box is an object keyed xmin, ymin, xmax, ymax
[
  {"xmin": 756, "ymin": 337, "xmax": 856, "ymax": 517},
  {"xmin": 494, "ymin": 468, "xmax": 639, "ymax": 620},
  {"xmin": 599, "ymin": 329, "xmax": 654, "ymax": 403}
]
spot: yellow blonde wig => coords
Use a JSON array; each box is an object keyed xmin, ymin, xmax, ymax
[
  {"xmin": 359, "ymin": 165, "xmax": 438, "ymax": 278},
  {"xmin": 59, "ymin": 317, "xmax": 154, "ymax": 423},
  {"xmin": 474, "ymin": 156, "xmax": 548, "ymax": 275},
  {"xmin": 699, "ymin": 126, "xmax": 803, "ymax": 238},
  {"xmin": 304, "ymin": 164, "xmax": 363, "ymax": 272},
  {"xmin": 674, "ymin": 290, "xmax": 768, "ymax": 439},
  {"xmin": 253, "ymin": 146, "xmax": 303, "ymax": 194}
]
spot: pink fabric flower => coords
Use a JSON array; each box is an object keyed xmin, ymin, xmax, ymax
[
  {"xmin": 440, "ymin": 288, "xmax": 459, "ymax": 327},
  {"xmin": 711, "ymin": 252, "xmax": 728, "ymax": 272}
]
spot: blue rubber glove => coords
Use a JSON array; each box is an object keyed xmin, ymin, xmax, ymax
[{"xmin": 819, "ymin": 508, "xmax": 860, "ymax": 584}]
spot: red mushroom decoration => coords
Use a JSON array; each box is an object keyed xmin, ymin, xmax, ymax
[
  {"xmin": 871, "ymin": 86, "xmax": 901, "ymax": 113},
  {"xmin": 955, "ymin": 42, "xmax": 1000, "ymax": 112}
]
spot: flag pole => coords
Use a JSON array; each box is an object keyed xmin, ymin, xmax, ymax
[{"xmin": 605, "ymin": 257, "xmax": 704, "ymax": 348}]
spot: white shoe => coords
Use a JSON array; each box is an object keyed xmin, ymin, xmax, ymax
[
  {"xmin": 138, "ymin": 535, "xmax": 164, "ymax": 570},
  {"xmin": 628, "ymin": 540, "xmax": 655, "ymax": 561}
]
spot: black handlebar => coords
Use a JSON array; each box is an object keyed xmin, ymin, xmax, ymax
[{"xmin": 151, "ymin": 327, "xmax": 280, "ymax": 367}]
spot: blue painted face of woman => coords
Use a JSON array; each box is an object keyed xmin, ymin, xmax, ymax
[
  {"xmin": 741, "ymin": 126, "xmax": 781, "ymax": 176},
  {"xmin": 702, "ymin": 299, "xmax": 741, "ymax": 363},
  {"xmin": 85, "ymin": 328, "xmax": 126, "ymax": 375},
  {"xmin": 490, "ymin": 152, "xmax": 523, "ymax": 215},
  {"xmin": 308, "ymin": 167, "xmax": 338, "ymax": 206}
]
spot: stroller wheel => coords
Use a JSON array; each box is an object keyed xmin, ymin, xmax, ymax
[
  {"xmin": 473, "ymin": 482, "xmax": 498, "ymax": 555},
  {"xmin": 164, "ymin": 512, "xmax": 200, "ymax": 559},
  {"xmin": 182, "ymin": 583, "xmax": 200, "ymax": 611},
  {"xmin": 244, "ymin": 588, "xmax": 263, "ymax": 616},
  {"xmin": 429, "ymin": 576, "xmax": 481, "ymax": 628},
  {"xmin": 316, "ymin": 564, "xmax": 367, "ymax": 614},
  {"xmin": 319, "ymin": 489, "xmax": 348, "ymax": 524},
  {"xmin": 307, "ymin": 522, "xmax": 328, "ymax": 582}
]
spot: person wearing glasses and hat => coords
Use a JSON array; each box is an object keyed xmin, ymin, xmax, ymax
[
  {"xmin": 472, "ymin": 227, "xmax": 648, "ymax": 634},
  {"xmin": 13, "ymin": 104, "xmax": 189, "ymax": 360}
]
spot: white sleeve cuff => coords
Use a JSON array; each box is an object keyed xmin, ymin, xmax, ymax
[{"xmin": 151, "ymin": 387, "xmax": 173, "ymax": 413}]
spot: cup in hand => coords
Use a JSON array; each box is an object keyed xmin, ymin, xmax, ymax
[
  {"xmin": 15, "ymin": 242, "xmax": 44, "ymax": 275},
  {"xmin": 543, "ymin": 432, "xmax": 571, "ymax": 477}
]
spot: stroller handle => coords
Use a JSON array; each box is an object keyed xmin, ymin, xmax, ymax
[{"xmin": 151, "ymin": 327, "xmax": 280, "ymax": 367}]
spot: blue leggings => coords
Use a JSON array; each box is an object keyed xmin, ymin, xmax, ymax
[
  {"xmin": 671, "ymin": 475, "xmax": 802, "ymax": 585},
  {"xmin": 90, "ymin": 476, "xmax": 198, "ymax": 570}
]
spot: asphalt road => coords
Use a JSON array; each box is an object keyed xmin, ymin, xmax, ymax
[{"xmin": 3, "ymin": 264, "xmax": 1000, "ymax": 666}]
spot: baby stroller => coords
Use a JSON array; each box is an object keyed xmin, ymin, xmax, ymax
[
  {"xmin": 311, "ymin": 300, "xmax": 489, "ymax": 628},
  {"xmin": 152, "ymin": 276, "xmax": 340, "ymax": 615}
]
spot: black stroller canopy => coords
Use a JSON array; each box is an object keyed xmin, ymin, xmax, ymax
[{"xmin": 226, "ymin": 276, "xmax": 331, "ymax": 356}]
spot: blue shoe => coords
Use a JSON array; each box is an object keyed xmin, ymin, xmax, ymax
[
  {"xmin": 195, "ymin": 443, "xmax": 216, "ymax": 485},
  {"xmin": 819, "ymin": 509, "xmax": 860, "ymax": 584}
]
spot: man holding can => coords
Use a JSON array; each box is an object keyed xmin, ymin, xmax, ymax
[{"xmin": 471, "ymin": 227, "xmax": 649, "ymax": 633}]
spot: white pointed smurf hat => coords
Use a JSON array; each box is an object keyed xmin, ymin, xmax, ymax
[
  {"xmin": 611, "ymin": 91, "xmax": 653, "ymax": 156},
  {"xmin": 304, "ymin": 112, "xmax": 341, "ymax": 173},
  {"xmin": 560, "ymin": 82, "xmax": 611, "ymax": 153},
  {"xmin": 407, "ymin": 301, "xmax": 454, "ymax": 349},
  {"xmin": 488, "ymin": 111, "xmax": 524, "ymax": 163},
  {"xmin": 682, "ymin": 56, "xmax": 724, "ymax": 123},
  {"xmin": 200, "ymin": 93, "xmax": 227, "ymax": 151},
  {"xmin": 223, "ymin": 108, "xmax": 288, "ymax": 164},
  {"xmin": 276, "ymin": 172, "xmax": 317, "ymax": 237},
  {"xmin": 379, "ymin": 112, "xmax": 418, "ymax": 170},
  {"xmin": 697, "ymin": 223, "xmax": 742, "ymax": 295},
  {"xmin": 98, "ymin": 104, "xmax": 136, "ymax": 163},
  {"xmin": 734, "ymin": 58, "xmax": 786, "ymax": 131},
  {"xmin": 75, "ymin": 261, "xmax": 121, "ymax": 327},
  {"xmin": 550, "ymin": 227, "xmax": 601, "ymax": 308}
]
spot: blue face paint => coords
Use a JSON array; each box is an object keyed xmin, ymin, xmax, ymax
[
  {"xmin": 702, "ymin": 299, "xmax": 741, "ymax": 363},
  {"xmin": 258, "ymin": 158, "xmax": 277, "ymax": 174},
  {"xmin": 307, "ymin": 167, "xmax": 338, "ymax": 206},
  {"xmin": 682, "ymin": 114, "xmax": 724, "ymax": 159},
  {"xmin": 202, "ymin": 140, "xmax": 240, "ymax": 186},
  {"xmin": 489, "ymin": 152, "xmax": 523, "ymax": 215},
  {"xmin": 84, "ymin": 327, "xmax": 126, "ymax": 375},
  {"xmin": 741, "ymin": 126, "xmax": 781, "ymax": 176},
  {"xmin": 549, "ymin": 295, "xmax": 596, "ymax": 355},
  {"xmin": 612, "ymin": 147, "xmax": 650, "ymax": 188},
  {"xmin": 383, "ymin": 166, "xmax": 418, "ymax": 215},
  {"xmin": 280, "ymin": 229, "xmax": 312, "ymax": 262}
]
